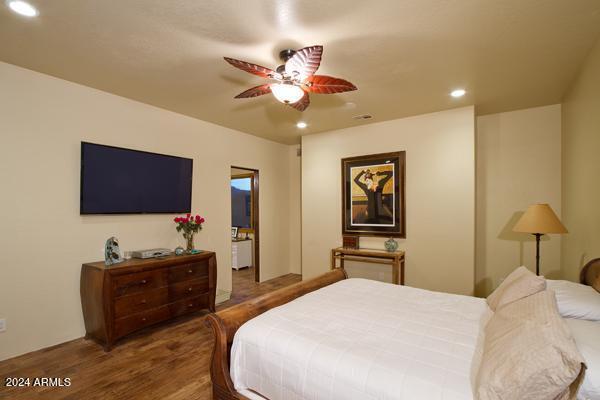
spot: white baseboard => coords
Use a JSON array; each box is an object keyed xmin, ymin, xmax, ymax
[{"xmin": 216, "ymin": 289, "xmax": 231, "ymax": 304}]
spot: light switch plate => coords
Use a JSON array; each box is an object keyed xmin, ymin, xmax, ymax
[{"xmin": 0, "ymin": 319, "xmax": 6, "ymax": 332}]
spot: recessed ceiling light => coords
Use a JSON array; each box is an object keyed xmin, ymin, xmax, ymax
[
  {"xmin": 296, "ymin": 121, "xmax": 307, "ymax": 129},
  {"xmin": 6, "ymin": 0, "xmax": 38, "ymax": 17},
  {"xmin": 450, "ymin": 89, "xmax": 466, "ymax": 98}
]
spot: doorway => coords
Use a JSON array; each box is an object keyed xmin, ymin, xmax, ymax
[{"xmin": 231, "ymin": 166, "xmax": 259, "ymax": 283}]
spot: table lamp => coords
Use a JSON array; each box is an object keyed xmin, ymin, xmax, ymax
[{"xmin": 513, "ymin": 203, "xmax": 568, "ymax": 275}]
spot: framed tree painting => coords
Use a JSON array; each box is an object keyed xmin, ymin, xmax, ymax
[{"xmin": 342, "ymin": 151, "xmax": 406, "ymax": 237}]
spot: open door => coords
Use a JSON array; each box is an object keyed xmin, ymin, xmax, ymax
[{"xmin": 231, "ymin": 166, "xmax": 259, "ymax": 282}]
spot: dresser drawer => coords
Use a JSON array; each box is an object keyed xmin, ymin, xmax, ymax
[
  {"xmin": 168, "ymin": 277, "xmax": 209, "ymax": 302},
  {"xmin": 168, "ymin": 262, "xmax": 208, "ymax": 284},
  {"xmin": 113, "ymin": 270, "xmax": 165, "ymax": 297},
  {"xmin": 114, "ymin": 287, "xmax": 169, "ymax": 319},
  {"xmin": 169, "ymin": 294, "xmax": 209, "ymax": 318},
  {"xmin": 114, "ymin": 305, "xmax": 170, "ymax": 338}
]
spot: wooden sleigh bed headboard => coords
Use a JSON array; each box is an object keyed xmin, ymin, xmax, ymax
[
  {"xmin": 205, "ymin": 268, "xmax": 348, "ymax": 400},
  {"xmin": 581, "ymin": 258, "xmax": 600, "ymax": 293}
]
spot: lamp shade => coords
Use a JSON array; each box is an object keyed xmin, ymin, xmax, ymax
[{"xmin": 513, "ymin": 204, "xmax": 568, "ymax": 234}]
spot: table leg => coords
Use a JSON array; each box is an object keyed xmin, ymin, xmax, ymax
[
  {"xmin": 400, "ymin": 257, "xmax": 405, "ymax": 285},
  {"xmin": 330, "ymin": 250, "xmax": 335, "ymax": 270},
  {"xmin": 392, "ymin": 259, "xmax": 399, "ymax": 285}
]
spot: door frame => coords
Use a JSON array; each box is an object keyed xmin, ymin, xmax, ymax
[{"xmin": 231, "ymin": 166, "xmax": 260, "ymax": 282}]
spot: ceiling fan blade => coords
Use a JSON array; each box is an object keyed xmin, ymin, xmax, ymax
[
  {"xmin": 304, "ymin": 75, "xmax": 357, "ymax": 94},
  {"xmin": 285, "ymin": 45, "xmax": 323, "ymax": 81},
  {"xmin": 224, "ymin": 57, "xmax": 280, "ymax": 79},
  {"xmin": 287, "ymin": 91, "xmax": 310, "ymax": 112},
  {"xmin": 234, "ymin": 84, "xmax": 272, "ymax": 99}
]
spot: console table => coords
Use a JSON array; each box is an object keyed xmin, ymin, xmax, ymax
[
  {"xmin": 330, "ymin": 247, "xmax": 405, "ymax": 285},
  {"xmin": 80, "ymin": 251, "xmax": 216, "ymax": 351}
]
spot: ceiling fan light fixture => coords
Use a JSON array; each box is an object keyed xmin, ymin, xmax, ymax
[
  {"xmin": 270, "ymin": 83, "xmax": 304, "ymax": 104},
  {"xmin": 225, "ymin": 45, "xmax": 356, "ymax": 112}
]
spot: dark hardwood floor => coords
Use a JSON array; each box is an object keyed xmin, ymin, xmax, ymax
[{"xmin": 0, "ymin": 267, "xmax": 301, "ymax": 400}]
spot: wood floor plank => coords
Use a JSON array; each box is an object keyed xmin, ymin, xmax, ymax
[{"xmin": 0, "ymin": 268, "xmax": 301, "ymax": 400}]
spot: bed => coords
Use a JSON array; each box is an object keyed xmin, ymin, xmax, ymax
[{"xmin": 207, "ymin": 260, "xmax": 600, "ymax": 400}]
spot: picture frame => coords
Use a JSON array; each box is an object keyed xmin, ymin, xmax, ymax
[
  {"xmin": 231, "ymin": 227, "xmax": 239, "ymax": 239},
  {"xmin": 341, "ymin": 151, "xmax": 406, "ymax": 237}
]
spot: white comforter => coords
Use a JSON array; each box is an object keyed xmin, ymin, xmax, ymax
[{"xmin": 230, "ymin": 278, "xmax": 491, "ymax": 400}]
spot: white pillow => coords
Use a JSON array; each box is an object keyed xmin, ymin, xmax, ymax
[
  {"xmin": 547, "ymin": 279, "xmax": 600, "ymax": 322},
  {"xmin": 564, "ymin": 318, "xmax": 600, "ymax": 400}
]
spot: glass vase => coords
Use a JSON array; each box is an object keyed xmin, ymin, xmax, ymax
[
  {"xmin": 185, "ymin": 232, "xmax": 195, "ymax": 254},
  {"xmin": 384, "ymin": 237, "xmax": 398, "ymax": 252}
]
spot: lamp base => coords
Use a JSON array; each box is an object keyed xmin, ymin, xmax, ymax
[{"xmin": 533, "ymin": 233, "xmax": 542, "ymax": 276}]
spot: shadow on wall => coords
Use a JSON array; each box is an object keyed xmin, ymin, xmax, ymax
[
  {"xmin": 474, "ymin": 278, "xmax": 492, "ymax": 298},
  {"xmin": 497, "ymin": 211, "xmax": 534, "ymax": 265},
  {"xmin": 475, "ymin": 211, "xmax": 561, "ymax": 297},
  {"xmin": 578, "ymin": 253, "xmax": 589, "ymax": 280}
]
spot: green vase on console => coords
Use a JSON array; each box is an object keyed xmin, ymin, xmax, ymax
[{"xmin": 384, "ymin": 237, "xmax": 398, "ymax": 252}]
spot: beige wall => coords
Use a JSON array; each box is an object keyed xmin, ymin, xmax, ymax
[
  {"xmin": 0, "ymin": 62, "xmax": 297, "ymax": 361},
  {"xmin": 301, "ymin": 107, "xmax": 475, "ymax": 295},
  {"xmin": 561, "ymin": 38, "xmax": 600, "ymax": 282},
  {"xmin": 288, "ymin": 145, "xmax": 302, "ymax": 275},
  {"xmin": 231, "ymin": 167, "xmax": 253, "ymax": 175},
  {"xmin": 475, "ymin": 105, "xmax": 562, "ymax": 296}
]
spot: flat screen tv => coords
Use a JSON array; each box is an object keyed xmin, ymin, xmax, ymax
[{"xmin": 80, "ymin": 142, "xmax": 193, "ymax": 214}]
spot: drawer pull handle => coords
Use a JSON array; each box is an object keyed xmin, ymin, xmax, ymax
[
  {"xmin": 188, "ymin": 287, "xmax": 193, "ymax": 292},
  {"xmin": 142, "ymin": 317, "xmax": 147, "ymax": 322},
  {"xmin": 140, "ymin": 299, "xmax": 147, "ymax": 304},
  {"xmin": 141, "ymin": 279, "xmax": 147, "ymax": 284},
  {"xmin": 188, "ymin": 303, "xmax": 194, "ymax": 308},
  {"xmin": 187, "ymin": 269, "xmax": 193, "ymax": 273}
]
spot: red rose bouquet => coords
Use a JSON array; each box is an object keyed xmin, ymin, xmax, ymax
[{"xmin": 174, "ymin": 213, "xmax": 205, "ymax": 253}]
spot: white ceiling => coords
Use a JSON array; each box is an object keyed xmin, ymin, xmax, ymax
[{"xmin": 1, "ymin": 0, "xmax": 600, "ymax": 144}]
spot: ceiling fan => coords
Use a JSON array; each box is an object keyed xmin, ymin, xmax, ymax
[{"xmin": 224, "ymin": 45, "xmax": 357, "ymax": 112}]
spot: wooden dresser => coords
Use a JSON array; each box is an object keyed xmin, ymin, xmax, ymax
[{"xmin": 80, "ymin": 251, "xmax": 216, "ymax": 351}]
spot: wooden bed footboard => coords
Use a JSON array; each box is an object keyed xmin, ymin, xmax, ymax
[{"xmin": 206, "ymin": 268, "xmax": 348, "ymax": 400}]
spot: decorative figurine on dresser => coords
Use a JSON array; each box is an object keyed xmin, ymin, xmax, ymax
[
  {"xmin": 80, "ymin": 251, "xmax": 217, "ymax": 351},
  {"xmin": 104, "ymin": 236, "xmax": 124, "ymax": 265}
]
